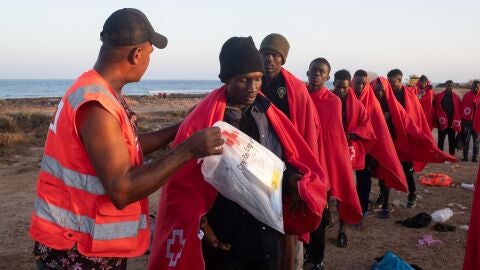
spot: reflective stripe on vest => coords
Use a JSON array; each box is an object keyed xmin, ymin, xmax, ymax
[
  {"xmin": 68, "ymin": 84, "xmax": 119, "ymax": 110},
  {"xmin": 41, "ymin": 155, "xmax": 106, "ymax": 195},
  {"xmin": 35, "ymin": 197, "xmax": 147, "ymax": 240}
]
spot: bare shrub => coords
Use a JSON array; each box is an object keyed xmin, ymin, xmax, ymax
[{"xmin": 0, "ymin": 116, "xmax": 15, "ymax": 133}]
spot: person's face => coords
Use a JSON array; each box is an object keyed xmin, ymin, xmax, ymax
[
  {"xmin": 261, "ymin": 49, "xmax": 283, "ymax": 77},
  {"xmin": 307, "ymin": 62, "xmax": 330, "ymax": 89},
  {"xmin": 353, "ymin": 75, "xmax": 367, "ymax": 94},
  {"xmin": 226, "ymin": 72, "xmax": 263, "ymax": 108},
  {"xmin": 472, "ymin": 83, "xmax": 479, "ymax": 92},
  {"xmin": 374, "ymin": 80, "xmax": 385, "ymax": 101},
  {"xmin": 419, "ymin": 79, "xmax": 428, "ymax": 89},
  {"xmin": 446, "ymin": 82, "xmax": 454, "ymax": 91},
  {"xmin": 388, "ymin": 74, "xmax": 402, "ymax": 91},
  {"xmin": 333, "ymin": 79, "xmax": 350, "ymax": 98}
]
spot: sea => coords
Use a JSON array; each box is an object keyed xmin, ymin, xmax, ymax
[
  {"xmin": 0, "ymin": 79, "xmax": 335, "ymax": 99},
  {"xmin": 0, "ymin": 79, "xmax": 222, "ymax": 99}
]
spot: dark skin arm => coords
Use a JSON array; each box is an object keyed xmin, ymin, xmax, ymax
[
  {"xmin": 77, "ymin": 102, "xmax": 224, "ymax": 209},
  {"xmin": 140, "ymin": 103, "xmax": 199, "ymax": 154},
  {"xmin": 139, "ymin": 122, "xmax": 181, "ymax": 155}
]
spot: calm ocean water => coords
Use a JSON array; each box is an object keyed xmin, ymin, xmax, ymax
[
  {"xmin": 0, "ymin": 79, "xmax": 335, "ymax": 99},
  {"xmin": 0, "ymin": 80, "xmax": 222, "ymax": 99}
]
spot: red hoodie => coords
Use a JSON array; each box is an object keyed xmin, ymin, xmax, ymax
[
  {"xmin": 370, "ymin": 77, "xmax": 456, "ymax": 172},
  {"xmin": 463, "ymin": 166, "xmax": 480, "ymax": 270},
  {"xmin": 434, "ymin": 90, "xmax": 462, "ymax": 132},
  {"xmin": 461, "ymin": 90, "xmax": 478, "ymax": 121},
  {"xmin": 147, "ymin": 87, "xmax": 329, "ymax": 270},
  {"xmin": 355, "ymin": 83, "xmax": 407, "ymax": 192},
  {"xmin": 310, "ymin": 86, "xmax": 362, "ymax": 224}
]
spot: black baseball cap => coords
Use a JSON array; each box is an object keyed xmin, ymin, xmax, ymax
[{"xmin": 100, "ymin": 8, "xmax": 168, "ymax": 49}]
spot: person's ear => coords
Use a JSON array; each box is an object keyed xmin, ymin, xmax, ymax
[
  {"xmin": 128, "ymin": 47, "xmax": 142, "ymax": 65},
  {"xmin": 327, "ymin": 75, "xmax": 330, "ymax": 81},
  {"xmin": 306, "ymin": 70, "xmax": 310, "ymax": 77}
]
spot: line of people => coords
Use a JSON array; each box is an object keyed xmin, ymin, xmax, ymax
[{"xmin": 29, "ymin": 8, "xmax": 478, "ymax": 270}]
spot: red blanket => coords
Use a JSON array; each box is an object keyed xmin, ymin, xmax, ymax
[
  {"xmin": 310, "ymin": 87, "xmax": 362, "ymax": 224},
  {"xmin": 281, "ymin": 68, "xmax": 321, "ymax": 158},
  {"xmin": 370, "ymin": 78, "xmax": 456, "ymax": 172},
  {"xmin": 414, "ymin": 82, "xmax": 436, "ymax": 129},
  {"xmin": 344, "ymin": 89, "xmax": 376, "ymax": 170},
  {"xmin": 434, "ymin": 90, "xmax": 462, "ymax": 132},
  {"xmin": 462, "ymin": 90, "xmax": 477, "ymax": 121},
  {"xmin": 148, "ymin": 87, "xmax": 329, "ymax": 270},
  {"xmin": 355, "ymin": 83, "xmax": 407, "ymax": 192},
  {"xmin": 463, "ymin": 166, "xmax": 480, "ymax": 270}
]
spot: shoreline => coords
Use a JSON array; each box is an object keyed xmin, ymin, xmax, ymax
[
  {"xmin": 0, "ymin": 86, "xmax": 471, "ymax": 101},
  {"xmin": 0, "ymin": 93, "xmax": 208, "ymax": 102}
]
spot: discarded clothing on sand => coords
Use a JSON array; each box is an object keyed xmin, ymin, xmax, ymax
[{"xmin": 396, "ymin": 212, "xmax": 432, "ymax": 228}]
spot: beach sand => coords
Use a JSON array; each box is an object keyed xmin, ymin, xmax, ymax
[{"xmin": 0, "ymin": 92, "xmax": 475, "ymax": 270}]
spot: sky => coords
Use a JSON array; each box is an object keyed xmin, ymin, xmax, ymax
[{"xmin": 1, "ymin": 0, "xmax": 479, "ymax": 83}]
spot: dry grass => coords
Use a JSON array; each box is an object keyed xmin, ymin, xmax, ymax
[
  {"xmin": 0, "ymin": 116, "xmax": 15, "ymax": 133},
  {"xmin": 0, "ymin": 112, "xmax": 51, "ymax": 133},
  {"xmin": 0, "ymin": 133, "xmax": 31, "ymax": 147}
]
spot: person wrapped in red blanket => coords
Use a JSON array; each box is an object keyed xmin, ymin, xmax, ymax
[
  {"xmin": 463, "ymin": 165, "xmax": 480, "ymax": 270},
  {"xmin": 352, "ymin": 70, "xmax": 407, "ymax": 220},
  {"xmin": 259, "ymin": 33, "xmax": 324, "ymax": 268},
  {"xmin": 415, "ymin": 75, "xmax": 436, "ymax": 130},
  {"xmin": 434, "ymin": 80, "xmax": 462, "ymax": 156},
  {"xmin": 462, "ymin": 80, "xmax": 480, "ymax": 162},
  {"xmin": 331, "ymin": 69, "xmax": 377, "ymax": 245},
  {"xmin": 371, "ymin": 76, "xmax": 456, "ymax": 217},
  {"xmin": 148, "ymin": 37, "xmax": 328, "ymax": 270},
  {"xmin": 305, "ymin": 58, "xmax": 362, "ymax": 267},
  {"xmin": 331, "ymin": 70, "xmax": 376, "ymax": 171}
]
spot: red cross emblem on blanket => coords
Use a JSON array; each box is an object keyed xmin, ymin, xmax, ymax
[
  {"xmin": 166, "ymin": 229, "xmax": 186, "ymax": 267},
  {"xmin": 464, "ymin": 107, "xmax": 472, "ymax": 115},
  {"xmin": 349, "ymin": 145, "xmax": 356, "ymax": 161}
]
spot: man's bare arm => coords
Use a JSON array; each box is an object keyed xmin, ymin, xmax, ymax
[
  {"xmin": 77, "ymin": 102, "xmax": 223, "ymax": 209},
  {"xmin": 139, "ymin": 122, "xmax": 181, "ymax": 154}
]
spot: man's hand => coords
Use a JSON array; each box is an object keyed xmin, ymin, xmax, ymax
[
  {"xmin": 200, "ymin": 216, "xmax": 231, "ymax": 251},
  {"xmin": 286, "ymin": 173, "xmax": 306, "ymax": 215},
  {"xmin": 384, "ymin": 112, "xmax": 391, "ymax": 121},
  {"xmin": 346, "ymin": 133, "xmax": 360, "ymax": 140},
  {"xmin": 182, "ymin": 127, "xmax": 224, "ymax": 158}
]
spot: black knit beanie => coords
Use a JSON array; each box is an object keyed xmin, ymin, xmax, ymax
[
  {"xmin": 259, "ymin": 33, "xmax": 290, "ymax": 64},
  {"xmin": 218, "ymin": 36, "xmax": 264, "ymax": 83}
]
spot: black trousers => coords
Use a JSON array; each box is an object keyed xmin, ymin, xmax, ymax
[
  {"xmin": 378, "ymin": 180, "xmax": 390, "ymax": 209},
  {"xmin": 438, "ymin": 127, "xmax": 456, "ymax": 155},
  {"xmin": 203, "ymin": 245, "xmax": 280, "ymax": 270},
  {"xmin": 402, "ymin": 161, "xmax": 416, "ymax": 195},
  {"xmin": 356, "ymin": 168, "xmax": 372, "ymax": 213},
  {"xmin": 463, "ymin": 123, "xmax": 479, "ymax": 159},
  {"xmin": 379, "ymin": 161, "xmax": 415, "ymax": 206},
  {"xmin": 304, "ymin": 208, "xmax": 329, "ymax": 264}
]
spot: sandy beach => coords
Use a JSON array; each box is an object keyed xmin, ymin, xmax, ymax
[{"xmin": 0, "ymin": 92, "xmax": 476, "ymax": 270}]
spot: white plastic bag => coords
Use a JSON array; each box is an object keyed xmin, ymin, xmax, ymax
[
  {"xmin": 200, "ymin": 121, "xmax": 286, "ymax": 233},
  {"xmin": 431, "ymin": 208, "xmax": 453, "ymax": 223}
]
